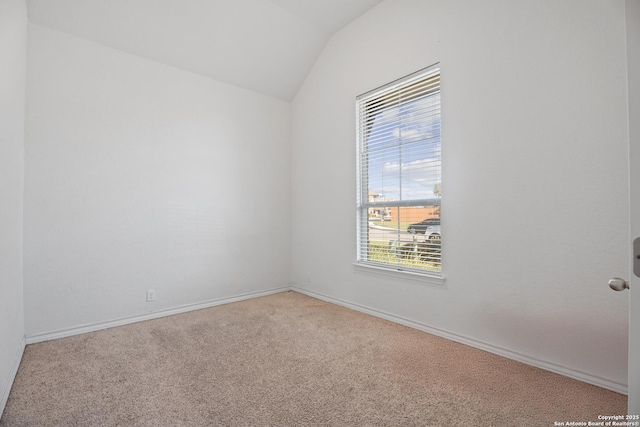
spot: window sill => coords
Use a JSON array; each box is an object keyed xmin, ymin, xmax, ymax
[{"xmin": 353, "ymin": 262, "xmax": 445, "ymax": 285}]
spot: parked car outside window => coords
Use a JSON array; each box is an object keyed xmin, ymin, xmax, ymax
[
  {"xmin": 407, "ymin": 218, "xmax": 440, "ymax": 234},
  {"xmin": 424, "ymin": 225, "xmax": 441, "ymax": 241}
]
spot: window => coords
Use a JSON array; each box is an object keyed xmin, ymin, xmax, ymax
[{"xmin": 356, "ymin": 65, "xmax": 441, "ymax": 276}]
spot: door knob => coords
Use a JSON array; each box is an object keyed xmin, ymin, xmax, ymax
[{"xmin": 608, "ymin": 277, "xmax": 629, "ymax": 291}]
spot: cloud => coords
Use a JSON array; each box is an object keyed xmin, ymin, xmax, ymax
[
  {"xmin": 371, "ymin": 158, "xmax": 441, "ymax": 200},
  {"xmin": 382, "ymin": 158, "xmax": 440, "ymax": 183}
]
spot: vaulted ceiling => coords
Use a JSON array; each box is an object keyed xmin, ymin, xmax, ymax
[{"xmin": 26, "ymin": 0, "xmax": 383, "ymax": 100}]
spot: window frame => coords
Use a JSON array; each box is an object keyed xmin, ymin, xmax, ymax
[{"xmin": 355, "ymin": 64, "xmax": 444, "ymax": 282}]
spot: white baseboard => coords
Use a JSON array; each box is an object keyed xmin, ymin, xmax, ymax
[
  {"xmin": 21, "ymin": 284, "xmax": 628, "ymax": 395},
  {"xmin": 25, "ymin": 286, "xmax": 290, "ymax": 345},
  {"xmin": 291, "ymin": 286, "xmax": 628, "ymax": 395},
  {"xmin": 0, "ymin": 337, "xmax": 25, "ymax": 420}
]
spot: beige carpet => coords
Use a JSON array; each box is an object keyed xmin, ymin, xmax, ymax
[{"xmin": 0, "ymin": 291, "xmax": 626, "ymax": 426}]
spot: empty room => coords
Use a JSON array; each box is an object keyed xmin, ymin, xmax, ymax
[{"xmin": 1, "ymin": 0, "xmax": 639, "ymax": 425}]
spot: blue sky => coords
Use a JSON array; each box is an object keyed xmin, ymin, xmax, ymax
[{"xmin": 366, "ymin": 92, "xmax": 441, "ymax": 202}]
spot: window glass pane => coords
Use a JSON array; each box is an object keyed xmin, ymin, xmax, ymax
[
  {"xmin": 357, "ymin": 65, "xmax": 441, "ymax": 275},
  {"xmin": 363, "ymin": 206, "xmax": 441, "ymax": 273},
  {"xmin": 365, "ymin": 92, "xmax": 440, "ymax": 203}
]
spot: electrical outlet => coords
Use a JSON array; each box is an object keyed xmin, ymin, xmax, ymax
[{"xmin": 146, "ymin": 289, "xmax": 156, "ymax": 302}]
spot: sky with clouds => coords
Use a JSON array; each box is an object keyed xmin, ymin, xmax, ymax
[{"xmin": 366, "ymin": 92, "xmax": 441, "ymax": 202}]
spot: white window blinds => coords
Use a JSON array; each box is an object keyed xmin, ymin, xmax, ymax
[{"xmin": 356, "ymin": 65, "xmax": 442, "ymax": 275}]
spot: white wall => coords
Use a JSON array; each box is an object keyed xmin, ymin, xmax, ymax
[
  {"xmin": 291, "ymin": 0, "xmax": 630, "ymax": 391},
  {"xmin": 0, "ymin": 0, "xmax": 26, "ymax": 415},
  {"xmin": 24, "ymin": 25, "xmax": 291, "ymax": 337}
]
